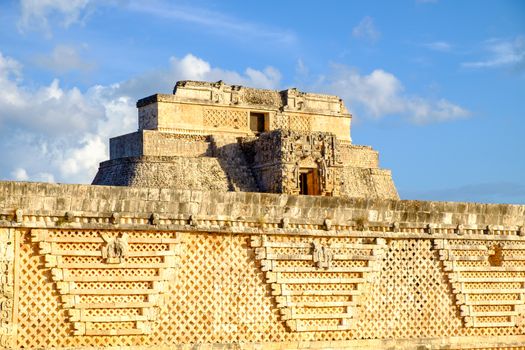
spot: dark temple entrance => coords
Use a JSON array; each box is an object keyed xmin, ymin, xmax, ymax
[{"xmin": 299, "ymin": 168, "xmax": 320, "ymax": 195}]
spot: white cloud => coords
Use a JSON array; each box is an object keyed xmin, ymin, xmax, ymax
[
  {"xmin": 18, "ymin": 0, "xmax": 91, "ymax": 36},
  {"xmin": 35, "ymin": 45, "xmax": 94, "ymax": 73},
  {"xmin": 117, "ymin": 54, "xmax": 281, "ymax": 98},
  {"xmin": 11, "ymin": 168, "xmax": 29, "ymax": 181},
  {"xmin": 326, "ymin": 65, "xmax": 469, "ymax": 124},
  {"xmin": 0, "ymin": 51, "xmax": 281, "ymax": 184},
  {"xmin": 424, "ymin": 41, "xmax": 452, "ymax": 52},
  {"xmin": 128, "ymin": 1, "xmax": 296, "ymax": 45},
  {"xmin": 11, "ymin": 167, "xmax": 55, "ymax": 183},
  {"xmin": 462, "ymin": 36, "xmax": 525, "ymax": 70},
  {"xmin": 352, "ymin": 16, "xmax": 381, "ymax": 43}
]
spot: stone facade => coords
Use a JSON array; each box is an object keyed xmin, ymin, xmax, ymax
[
  {"xmin": 0, "ymin": 182, "xmax": 524, "ymax": 349},
  {"xmin": 1, "ymin": 80, "xmax": 524, "ymax": 349},
  {"xmin": 94, "ymin": 81, "xmax": 398, "ymax": 200}
]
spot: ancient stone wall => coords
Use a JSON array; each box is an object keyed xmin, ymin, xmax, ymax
[
  {"xmin": 97, "ymin": 128, "xmax": 396, "ymax": 199},
  {"xmin": 0, "ymin": 228, "xmax": 14, "ymax": 349},
  {"xmin": 340, "ymin": 167, "xmax": 398, "ymax": 199},
  {"xmin": 96, "ymin": 81, "xmax": 397, "ymax": 199},
  {"xmin": 339, "ymin": 144, "xmax": 379, "ymax": 168},
  {"xmin": 249, "ymin": 130, "xmax": 342, "ymax": 196},
  {"xmin": 110, "ymin": 132, "xmax": 211, "ymax": 159},
  {"xmin": 92, "ymin": 156, "xmax": 231, "ymax": 191},
  {"xmin": 109, "ymin": 131, "xmax": 144, "ymax": 160},
  {"xmin": 135, "ymin": 81, "xmax": 352, "ymax": 142},
  {"xmin": 141, "ymin": 132, "xmax": 210, "ymax": 157},
  {"xmin": 1, "ymin": 182, "xmax": 525, "ymax": 349}
]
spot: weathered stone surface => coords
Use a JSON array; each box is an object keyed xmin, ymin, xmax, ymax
[
  {"xmin": 0, "ymin": 181, "xmax": 525, "ymax": 349},
  {"xmin": 2, "ymin": 80, "xmax": 524, "ymax": 349},
  {"xmin": 94, "ymin": 81, "xmax": 397, "ymax": 199}
]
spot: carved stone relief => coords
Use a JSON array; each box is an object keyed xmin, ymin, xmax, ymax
[
  {"xmin": 0, "ymin": 229, "xmax": 14, "ymax": 348},
  {"xmin": 252, "ymin": 130, "xmax": 343, "ymax": 196},
  {"xmin": 251, "ymin": 235, "xmax": 386, "ymax": 332},
  {"xmin": 312, "ymin": 241, "xmax": 333, "ymax": 269},
  {"xmin": 31, "ymin": 229, "xmax": 183, "ymax": 336},
  {"xmin": 435, "ymin": 239, "xmax": 525, "ymax": 327}
]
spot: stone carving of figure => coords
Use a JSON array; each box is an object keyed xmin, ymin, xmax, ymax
[
  {"xmin": 101, "ymin": 233, "xmax": 129, "ymax": 263},
  {"xmin": 293, "ymin": 163, "xmax": 300, "ymax": 192},
  {"xmin": 312, "ymin": 241, "xmax": 332, "ymax": 269},
  {"xmin": 317, "ymin": 157, "xmax": 328, "ymax": 192}
]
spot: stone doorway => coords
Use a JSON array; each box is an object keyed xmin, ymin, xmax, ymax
[{"xmin": 299, "ymin": 168, "xmax": 320, "ymax": 195}]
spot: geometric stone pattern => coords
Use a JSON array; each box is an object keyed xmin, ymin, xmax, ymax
[
  {"xmin": 12, "ymin": 230, "xmax": 525, "ymax": 348},
  {"xmin": 30, "ymin": 229, "xmax": 181, "ymax": 337},
  {"xmin": 289, "ymin": 114, "xmax": 311, "ymax": 132},
  {"xmin": 203, "ymin": 108, "xmax": 247, "ymax": 129},
  {"xmin": 251, "ymin": 235, "xmax": 386, "ymax": 332},
  {"xmin": 435, "ymin": 239, "xmax": 525, "ymax": 328}
]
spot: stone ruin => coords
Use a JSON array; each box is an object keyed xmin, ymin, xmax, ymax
[
  {"xmin": 0, "ymin": 80, "xmax": 524, "ymax": 350},
  {"xmin": 93, "ymin": 80, "xmax": 398, "ymax": 199}
]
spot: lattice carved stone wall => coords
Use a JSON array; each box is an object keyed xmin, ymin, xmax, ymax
[
  {"xmin": 13, "ymin": 230, "xmax": 525, "ymax": 348},
  {"xmin": 0, "ymin": 229, "xmax": 14, "ymax": 348},
  {"xmin": 203, "ymin": 108, "xmax": 248, "ymax": 129},
  {"xmin": 30, "ymin": 229, "xmax": 182, "ymax": 336},
  {"xmin": 271, "ymin": 114, "xmax": 290, "ymax": 130},
  {"xmin": 288, "ymin": 114, "xmax": 311, "ymax": 132},
  {"xmin": 435, "ymin": 239, "xmax": 525, "ymax": 328},
  {"xmin": 251, "ymin": 235, "xmax": 386, "ymax": 332}
]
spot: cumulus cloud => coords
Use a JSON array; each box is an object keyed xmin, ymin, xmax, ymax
[
  {"xmin": 169, "ymin": 54, "xmax": 281, "ymax": 89},
  {"xmin": 352, "ymin": 16, "xmax": 381, "ymax": 43},
  {"xmin": 326, "ymin": 65, "xmax": 469, "ymax": 124},
  {"xmin": 462, "ymin": 36, "xmax": 525, "ymax": 70},
  {"xmin": 35, "ymin": 45, "xmax": 94, "ymax": 73},
  {"xmin": 18, "ymin": 0, "xmax": 92, "ymax": 36},
  {"xmin": 116, "ymin": 54, "xmax": 281, "ymax": 98},
  {"xmin": 0, "ymin": 52, "xmax": 281, "ymax": 184}
]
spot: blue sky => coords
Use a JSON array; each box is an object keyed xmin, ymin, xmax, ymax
[{"xmin": 0, "ymin": 0, "xmax": 524, "ymax": 204}]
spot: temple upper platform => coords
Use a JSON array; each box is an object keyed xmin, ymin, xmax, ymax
[
  {"xmin": 136, "ymin": 80, "xmax": 353, "ymax": 142},
  {"xmin": 93, "ymin": 81, "xmax": 398, "ymax": 199}
]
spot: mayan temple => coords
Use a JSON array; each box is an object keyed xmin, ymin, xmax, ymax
[{"xmin": 0, "ymin": 80, "xmax": 524, "ymax": 349}]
